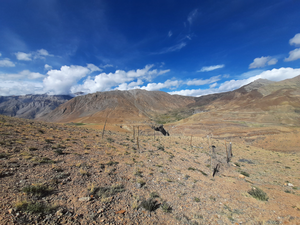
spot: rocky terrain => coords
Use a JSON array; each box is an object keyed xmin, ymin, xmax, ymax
[
  {"xmin": 0, "ymin": 95, "xmax": 73, "ymax": 119},
  {"xmin": 0, "ymin": 115, "xmax": 300, "ymax": 224},
  {"xmin": 39, "ymin": 90, "xmax": 195, "ymax": 124}
]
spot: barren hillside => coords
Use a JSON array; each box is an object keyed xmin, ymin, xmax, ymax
[{"xmin": 1, "ymin": 115, "xmax": 300, "ymax": 224}]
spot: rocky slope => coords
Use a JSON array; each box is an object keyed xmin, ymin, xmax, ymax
[
  {"xmin": 0, "ymin": 115, "xmax": 299, "ymax": 224},
  {"xmin": 0, "ymin": 94, "xmax": 73, "ymax": 119},
  {"xmin": 40, "ymin": 89, "xmax": 195, "ymax": 124}
]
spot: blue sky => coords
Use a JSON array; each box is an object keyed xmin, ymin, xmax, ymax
[{"xmin": 1, "ymin": 0, "xmax": 300, "ymax": 96}]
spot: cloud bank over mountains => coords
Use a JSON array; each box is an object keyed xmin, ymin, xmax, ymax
[{"xmin": 1, "ymin": 32, "xmax": 300, "ymax": 97}]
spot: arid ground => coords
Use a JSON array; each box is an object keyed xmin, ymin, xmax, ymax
[{"xmin": 1, "ymin": 114, "xmax": 300, "ymax": 225}]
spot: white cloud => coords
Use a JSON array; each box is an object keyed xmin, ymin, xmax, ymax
[
  {"xmin": 44, "ymin": 64, "xmax": 52, "ymax": 70},
  {"xmin": 71, "ymin": 65, "xmax": 170, "ymax": 94},
  {"xmin": 141, "ymin": 79, "xmax": 180, "ymax": 91},
  {"xmin": 15, "ymin": 52, "xmax": 32, "ymax": 61},
  {"xmin": 186, "ymin": 75, "xmax": 221, "ymax": 86},
  {"xmin": 284, "ymin": 48, "xmax": 300, "ymax": 62},
  {"xmin": 289, "ymin": 33, "xmax": 300, "ymax": 46},
  {"xmin": 198, "ymin": 64, "xmax": 224, "ymax": 72},
  {"xmin": 0, "ymin": 58, "xmax": 15, "ymax": 67},
  {"xmin": 87, "ymin": 63, "xmax": 102, "ymax": 72},
  {"xmin": 0, "ymin": 53, "xmax": 2, "ymax": 57},
  {"xmin": 168, "ymin": 31, "xmax": 173, "ymax": 37},
  {"xmin": 116, "ymin": 79, "xmax": 144, "ymax": 91},
  {"xmin": 249, "ymin": 56, "xmax": 278, "ymax": 69},
  {"xmin": 267, "ymin": 58, "xmax": 278, "ymax": 65},
  {"xmin": 37, "ymin": 49, "xmax": 51, "ymax": 56},
  {"xmin": 0, "ymin": 70, "xmax": 44, "ymax": 81},
  {"xmin": 0, "ymin": 80, "xmax": 44, "ymax": 96},
  {"xmin": 34, "ymin": 49, "xmax": 54, "ymax": 59},
  {"xmin": 169, "ymin": 67, "xmax": 300, "ymax": 97},
  {"xmin": 101, "ymin": 64, "xmax": 113, "ymax": 68},
  {"xmin": 209, "ymin": 83, "xmax": 217, "ymax": 88},
  {"xmin": 249, "ymin": 57, "xmax": 268, "ymax": 69},
  {"xmin": 169, "ymin": 88, "xmax": 216, "ymax": 97},
  {"xmin": 43, "ymin": 65, "xmax": 90, "ymax": 95}
]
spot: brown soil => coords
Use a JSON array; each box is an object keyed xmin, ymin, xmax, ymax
[{"xmin": 1, "ymin": 115, "xmax": 300, "ymax": 224}]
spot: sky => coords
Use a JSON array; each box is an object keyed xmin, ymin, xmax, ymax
[{"xmin": 1, "ymin": 0, "xmax": 300, "ymax": 97}]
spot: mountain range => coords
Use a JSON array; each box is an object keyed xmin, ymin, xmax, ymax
[{"xmin": 1, "ymin": 75, "xmax": 300, "ymax": 128}]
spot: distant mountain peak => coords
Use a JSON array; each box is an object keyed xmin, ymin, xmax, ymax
[{"xmin": 243, "ymin": 78, "xmax": 274, "ymax": 92}]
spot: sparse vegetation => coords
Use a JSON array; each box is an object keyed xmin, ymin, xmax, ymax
[
  {"xmin": 194, "ymin": 197, "xmax": 200, "ymax": 202},
  {"xmin": 150, "ymin": 192, "xmax": 160, "ymax": 198},
  {"xmin": 90, "ymin": 184, "xmax": 125, "ymax": 199},
  {"xmin": 240, "ymin": 171, "xmax": 250, "ymax": 177},
  {"xmin": 22, "ymin": 184, "xmax": 52, "ymax": 197},
  {"xmin": 248, "ymin": 187, "xmax": 269, "ymax": 201},
  {"xmin": 15, "ymin": 200, "xmax": 56, "ymax": 214},
  {"xmin": 139, "ymin": 198, "xmax": 158, "ymax": 212},
  {"xmin": 160, "ymin": 201, "xmax": 172, "ymax": 213}
]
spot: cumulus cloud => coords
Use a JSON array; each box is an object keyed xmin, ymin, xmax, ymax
[
  {"xmin": 71, "ymin": 64, "xmax": 171, "ymax": 94},
  {"xmin": 289, "ymin": 33, "xmax": 300, "ymax": 46},
  {"xmin": 15, "ymin": 52, "xmax": 32, "ymax": 61},
  {"xmin": 249, "ymin": 56, "xmax": 277, "ymax": 69},
  {"xmin": 169, "ymin": 67, "xmax": 300, "ymax": 97},
  {"xmin": 87, "ymin": 63, "xmax": 102, "ymax": 72},
  {"xmin": 169, "ymin": 88, "xmax": 216, "ymax": 97},
  {"xmin": 0, "ymin": 58, "xmax": 15, "ymax": 67},
  {"xmin": 44, "ymin": 64, "xmax": 52, "ymax": 70},
  {"xmin": 186, "ymin": 75, "xmax": 221, "ymax": 86},
  {"xmin": 267, "ymin": 58, "xmax": 278, "ymax": 65},
  {"xmin": 116, "ymin": 79, "xmax": 144, "ymax": 91},
  {"xmin": 15, "ymin": 49, "xmax": 54, "ymax": 61},
  {"xmin": 0, "ymin": 70, "xmax": 44, "ymax": 81},
  {"xmin": 34, "ymin": 49, "xmax": 54, "ymax": 59},
  {"xmin": 198, "ymin": 64, "xmax": 224, "ymax": 72},
  {"xmin": 141, "ymin": 79, "xmax": 180, "ymax": 91},
  {"xmin": 284, "ymin": 48, "xmax": 300, "ymax": 62},
  {"xmin": 43, "ymin": 65, "xmax": 90, "ymax": 95},
  {"xmin": 0, "ymin": 80, "xmax": 44, "ymax": 96}
]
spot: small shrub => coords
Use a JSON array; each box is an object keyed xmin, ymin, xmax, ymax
[
  {"xmin": 107, "ymin": 137, "xmax": 115, "ymax": 143},
  {"xmin": 79, "ymin": 169, "xmax": 89, "ymax": 176},
  {"xmin": 199, "ymin": 170, "xmax": 208, "ymax": 176},
  {"xmin": 240, "ymin": 171, "xmax": 250, "ymax": 177},
  {"xmin": 0, "ymin": 153, "xmax": 8, "ymax": 159},
  {"xmin": 94, "ymin": 185, "xmax": 124, "ymax": 198},
  {"xmin": 188, "ymin": 167, "xmax": 196, "ymax": 171},
  {"xmin": 54, "ymin": 149, "xmax": 64, "ymax": 155},
  {"xmin": 16, "ymin": 200, "xmax": 56, "ymax": 214},
  {"xmin": 160, "ymin": 201, "xmax": 172, "ymax": 213},
  {"xmin": 39, "ymin": 157, "xmax": 54, "ymax": 164},
  {"xmin": 150, "ymin": 192, "xmax": 160, "ymax": 198},
  {"xmin": 248, "ymin": 187, "xmax": 268, "ymax": 201},
  {"xmin": 22, "ymin": 184, "xmax": 51, "ymax": 197},
  {"xmin": 134, "ymin": 170, "xmax": 143, "ymax": 177},
  {"xmin": 157, "ymin": 145, "xmax": 164, "ymax": 151},
  {"xmin": 106, "ymin": 161, "xmax": 119, "ymax": 166},
  {"xmin": 45, "ymin": 139, "xmax": 53, "ymax": 143},
  {"xmin": 194, "ymin": 197, "xmax": 200, "ymax": 202},
  {"xmin": 139, "ymin": 198, "xmax": 159, "ymax": 212},
  {"xmin": 234, "ymin": 162, "xmax": 241, "ymax": 167},
  {"xmin": 209, "ymin": 196, "xmax": 216, "ymax": 201}
]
